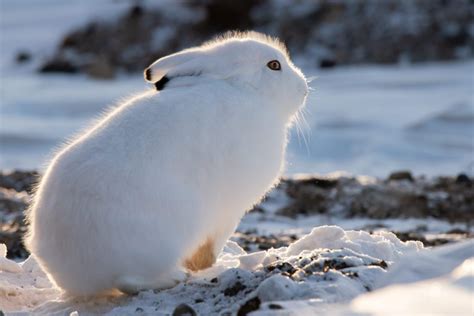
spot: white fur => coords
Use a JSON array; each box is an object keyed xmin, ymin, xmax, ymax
[{"xmin": 25, "ymin": 32, "xmax": 308, "ymax": 295}]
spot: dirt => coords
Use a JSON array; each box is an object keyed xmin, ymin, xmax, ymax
[{"xmin": 275, "ymin": 172, "xmax": 473, "ymax": 223}]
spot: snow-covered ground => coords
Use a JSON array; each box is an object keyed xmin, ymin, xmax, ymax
[{"xmin": 1, "ymin": 227, "xmax": 472, "ymax": 315}]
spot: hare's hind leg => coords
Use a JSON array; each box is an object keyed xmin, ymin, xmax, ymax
[
  {"xmin": 115, "ymin": 268, "xmax": 188, "ymax": 294},
  {"xmin": 183, "ymin": 237, "xmax": 216, "ymax": 272}
]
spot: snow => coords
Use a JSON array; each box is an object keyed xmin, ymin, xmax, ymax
[
  {"xmin": 0, "ymin": 244, "xmax": 22, "ymax": 273},
  {"xmin": 375, "ymin": 239, "xmax": 474, "ymax": 287},
  {"xmin": 0, "ymin": 254, "xmax": 58, "ymax": 312},
  {"xmin": 252, "ymin": 240, "xmax": 474, "ymax": 316},
  {"xmin": 0, "ymin": 226, "xmax": 428, "ymax": 315},
  {"xmin": 348, "ymin": 267, "xmax": 473, "ymax": 316},
  {"xmin": 1, "ymin": 226, "xmax": 471, "ymax": 315},
  {"xmin": 332, "ymin": 240, "xmax": 474, "ymax": 316}
]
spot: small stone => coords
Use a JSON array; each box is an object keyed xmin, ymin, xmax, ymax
[
  {"xmin": 265, "ymin": 262, "xmax": 296, "ymax": 275},
  {"xmin": 237, "ymin": 297, "xmax": 261, "ymax": 316},
  {"xmin": 370, "ymin": 260, "xmax": 388, "ymax": 269},
  {"xmin": 39, "ymin": 58, "xmax": 78, "ymax": 73},
  {"xmin": 128, "ymin": 5, "xmax": 144, "ymax": 19},
  {"xmin": 323, "ymin": 259, "xmax": 352, "ymax": 272},
  {"xmin": 319, "ymin": 58, "xmax": 337, "ymax": 68},
  {"xmin": 224, "ymin": 281, "xmax": 246, "ymax": 296},
  {"xmin": 388, "ymin": 171, "xmax": 414, "ymax": 182},
  {"xmin": 16, "ymin": 51, "xmax": 31, "ymax": 63},
  {"xmin": 268, "ymin": 303, "xmax": 283, "ymax": 310},
  {"xmin": 456, "ymin": 173, "xmax": 471, "ymax": 185},
  {"xmin": 172, "ymin": 304, "xmax": 196, "ymax": 316}
]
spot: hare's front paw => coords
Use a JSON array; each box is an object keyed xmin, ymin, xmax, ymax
[{"xmin": 116, "ymin": 268, "xmax": 188, "ymax": 294}]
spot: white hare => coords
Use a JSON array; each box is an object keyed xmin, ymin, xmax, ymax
[{"xmin": 26, "ymin": 32, "xmax": 308, "ymax": 295}]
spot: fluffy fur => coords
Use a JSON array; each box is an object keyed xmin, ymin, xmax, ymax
[{"xmin": 25, "ymin": 31, "xmax": 308, "ymax": 295}]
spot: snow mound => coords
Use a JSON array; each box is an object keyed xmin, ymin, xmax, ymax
[
  {"xmin": 0, "ymin": 246, "xmax": 58, "ymax": 312},
  {"xmin": 346, "ymin": 256, "xmax": 473, "ymax": 316},
  {"xmin": 258, "ymin": 240, "xmax": 473, "ymax": 316},
  {"xmin": 0, "ymin": 226, "xmax": 423, "ymax": 315},
  {"xmin": 334, "ymin": 240, "xmax": 474, "ymax": 316}
]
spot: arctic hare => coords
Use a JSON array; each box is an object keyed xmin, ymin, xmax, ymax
[{"xmin": 26, "ymin": 32, "xmax": 308, "ymax": 295}]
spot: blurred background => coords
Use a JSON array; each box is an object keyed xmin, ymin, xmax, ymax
[{"xmin": 1, "ymin": 0, "xmax": 473, "ymax": 176}]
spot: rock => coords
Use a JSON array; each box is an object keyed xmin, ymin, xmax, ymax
[
  {"xmin": 0, "ymin": 170, "xmax": 39, "ymax": 193},
  {"xmin": 39, "ymin": 58, "xmax": 78, "ymax": 73},
  {"xmin": 0, "ymin": 218, "xmax": 29, "ymax": 259},
  {"xmin": 232, "ymin": 232, "xmax": 297, "ymax": 252},
  {"xmin": 265, "ymin": 262, "xmax": 297, "ymax": 275},
  {"xmin": 277, "ymin": 177, "xmax": 336, "ymax": 217},
  {"xmin": 319, "ymin": 58, "xmax": 337, "ymax": 68},
  {"xmin": 223, "ymin": 281, "xmax": 246, "ymax": 296},
  {"xmin": 293, "ymin": 177, "xmax": 339, "ymax": 189},
  {"xmin": 172, "ymin": 303, "xmax": 196, "ymax": 316},
  {"xmin": 16, "ymin": 51, "xmax": 31, "ymax": 63},
  {"xmin": 128, "ymin": 5, "xmax": 144, "ymax": 19},
  {"xmin": 323, "ymin": 259, "xmax": 353, "ymax": 272},
  {"xmin": 370, "ymin": 260, "xmax": 388, "ymax": 269},
  {"xmin": 456, "ymin": 173, "xmax": 471, "ymax": 185},
  {"xmin": 388, "ymin": 171, "xmax": 414, "ymax": 182},
  {"xmin": 237, "ymin": 297, "xmax": 261, "ymax": 316},
  {"xmin": 268, "ymin": 303, "xmax": 283, "ymax": 309}
]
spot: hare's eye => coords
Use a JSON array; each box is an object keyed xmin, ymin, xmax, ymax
[{"xmin": 267, "ymin": 60, "xmax": 281, "ymax": 71}]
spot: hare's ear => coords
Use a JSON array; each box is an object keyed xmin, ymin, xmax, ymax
[{"xmin": 144, "ymin": 49, "xmax": 200, "ymax": 83}]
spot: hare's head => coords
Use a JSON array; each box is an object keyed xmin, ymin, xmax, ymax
[{"xmin": 145, "ymin": 31, "xmax": 308, "ymax": 120}]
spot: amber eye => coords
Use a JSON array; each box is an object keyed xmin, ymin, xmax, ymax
[{"xmin": 267, "ymin": 60, "xmax": 281, "ymax": 71}]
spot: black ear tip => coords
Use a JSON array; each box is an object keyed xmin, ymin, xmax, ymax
[
  {"xmin": 144, "ymin": 68, "xmax": 153, "ymax": 81},
  {"xmin": 154, "ymin": 76, "xmax": 170, "ymax": 91}
]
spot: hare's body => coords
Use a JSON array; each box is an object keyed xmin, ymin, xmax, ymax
[{"xmin": 26, "ymin": 32, "xmax": 308, "ymax": 295}]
